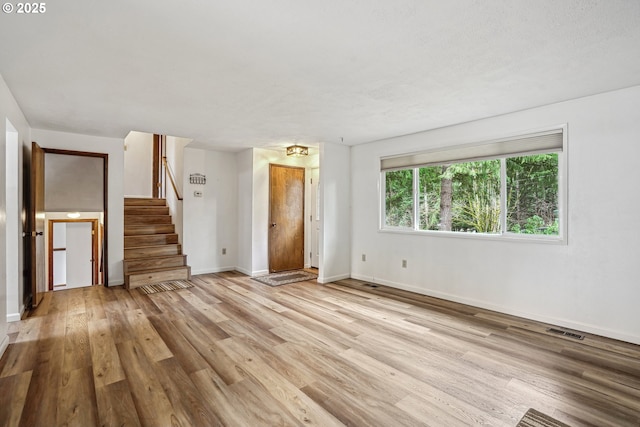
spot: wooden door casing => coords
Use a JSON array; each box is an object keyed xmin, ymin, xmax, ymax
[
  {"xmin": 30, "ymin": 141, "xmax": 46, "ymax": 307},
  {"xmin": 269, "ymin": 164, "xmax": 305, "ymax": 272}
]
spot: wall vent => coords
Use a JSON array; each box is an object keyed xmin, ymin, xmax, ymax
[{"xmin": 546, "ymin": 327, "xmax": 585, "ymax": 340}]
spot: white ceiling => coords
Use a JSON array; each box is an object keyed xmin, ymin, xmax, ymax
[{"xmin": 1, "ymin": 1, "xmax": 639, "ymax": 151}]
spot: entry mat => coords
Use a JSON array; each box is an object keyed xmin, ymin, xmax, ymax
[
  {"xmin": 252, "ymin": 270, "xmax": 318, "ymax": 287},
  {"xmin": 138, "ymin": 280, "xmax": 194, "ymax": 295},
  {"xmin": 517, "ymin": 408, "xmax": 570, "ymax": 427}
]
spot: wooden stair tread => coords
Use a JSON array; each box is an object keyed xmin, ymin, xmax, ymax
[
  {"xmin": 124, "ymin": 206, "xmax": 170, "ymax": 215},
  {"xmin": 125, "ymin": 224, "xmax": 176, "ymax": 235},
  {"xmin": 126, "ymin": 265, "xmax": 190, "ymax": 274},
  {"xmin": 125, "ymin": 266, "xmax": 191, "ymax": 289},
  {"xmin": 124, "ymin": 233, "xmax": 179, "ymax": 248},
  {"xmin": 123, "ymin": 198, "xmax": 189, "ymax": 289},
  {"xmin": 124, "ymin": 255, "xmax": 187, "ymax": 273},
  {"xmin": 124, "ymin": 215, "xmax": 172, "ymax": 224},
  {"xmin": 124, "ymin": 244, "xmax": 182, "ymax": 260},
  {"xmin": 124, "ymin": 197, "xmax": 167, "ymax": 206}
]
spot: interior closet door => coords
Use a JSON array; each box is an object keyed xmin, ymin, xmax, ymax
[{"xmin": 65, "ymin": 222, "xmax": 93, "ymax": 288}]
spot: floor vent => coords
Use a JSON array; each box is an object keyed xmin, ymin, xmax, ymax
[
  {"xmin": 365, "ymin": 283, "xmax": 379, "ymax": 288},
  {"xmin": 547, "ymin": 327, "xmax": 585, "ymax": 340}
]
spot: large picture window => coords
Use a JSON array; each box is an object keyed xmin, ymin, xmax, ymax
[{"xmin": 381, "ymin": 129, "xmax": 565, "ymax": 240}]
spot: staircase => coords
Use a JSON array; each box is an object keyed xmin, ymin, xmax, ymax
[{"xmin": 124, "ymin": 198, "xmax": 191, "ymax": 289}]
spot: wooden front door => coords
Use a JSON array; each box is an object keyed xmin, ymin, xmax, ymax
[
  {"xmin": 269, "ymin": 164, "xmax": 305, "ymax": 272},
  {"xmin": 30, "ymin": 142, "xmax": 46, "ymax": 307}
]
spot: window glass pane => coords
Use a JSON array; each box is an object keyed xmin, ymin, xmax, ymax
[
  {"xmin": 418, "ymin": 166, "xmax": 443, "ymax": 230},
  {"xmin": 506, "ymin": 153, "xmax": 559, "ymax": 235},
  {"xmin": 419, "ymin": 160, "xmax": 501, "ymax": 233},
  {"xmin": 384, "ymin": 169, "xmax": 414, "ymax": 227}
]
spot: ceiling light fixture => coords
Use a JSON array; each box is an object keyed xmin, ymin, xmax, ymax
[
  {"xmin": 67, "ymin": 212, "xmax": 81, "ymax": 219},
  {"xmin": 286, "ymin": 145, "xmax": 308, "ymax": 157}
]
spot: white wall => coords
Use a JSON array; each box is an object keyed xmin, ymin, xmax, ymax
[
  {"xmin": 1, "ymin": 74, "xmax": 31, "ymax": 356},
  {"xmin": 5, "ymin": 120, "xmax": 22, "ymax": 323},
  {"xmin": 165, "ymin": 136, "xmax": 191, "ymax": 244},
  {"xmin": 236, "ymin": 149, "xmax": 254, "ymax": 275},
  {"xmin": 45, "ymin": 153, "xmax": 104, "ymax": 211},
  {"xmin": 351, "ymin": 85, "xmax": 640, "ymax": 345},
  {"xmin": 182, "ymin": 148, "xmax": 238, "ymax": 275},
  {"xmin": 123, "ymin": 131, "xmax": 153, "ymax": 197},
  {"xmin": 31, "ymin": 129, "xmax": 125, "ymax": 285},
  {"xmin": 0, "ymin": 104, "xmax": 7, "ymax": 356},
  {"xmin": 318, "ymin": 143, "xmax": 351, "ymax": 283},
  {"xmin": 250, "ymin": 148, "xmax": 319, "ymax": 276}
]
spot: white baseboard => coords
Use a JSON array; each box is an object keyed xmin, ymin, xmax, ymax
[
  {"xmin": 107, "ymin": 278, "xmax": 125, "ymax": 286},
  {"xmin": 251, "ymin": 269, "xmax": 269, "ymax": 277},
  {"xmin": 0, "ymin": 334, "xmax": 9, "ymax": 360},
  {"xmin": 235, "ymin": 266, "xmax": 252, "ymax": 276},
  {"xmin": 317, "ymin": 273, "xmax": 350, "ymax": 284},
  {"xmin": 6, "ymin": 304, "xmax": 25, "ymax": 323}
]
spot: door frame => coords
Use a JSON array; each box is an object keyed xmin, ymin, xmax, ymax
[
  {"xmin": 29, "ymin": 142, "xmax": 45, "ymax": 307},
  {"xmin": 47, "ymin": 218, "xmax": 100, "ymax": 290},
  {"xmin": 34, "ymin": 147, "xmax": 110, "ymax": 288}
]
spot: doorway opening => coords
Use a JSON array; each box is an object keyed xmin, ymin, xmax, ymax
[
  {"xmin": 27, "ymin": 145, "xmax": 109, "ymax": 308},
  {"xmin": 48, "ymin": 218, "xmax": 101, "ymax": 291}
]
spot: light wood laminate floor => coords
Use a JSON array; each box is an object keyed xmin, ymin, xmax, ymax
[{"xmin": 1, "ymin": 271, "xmax": 639, "ymax": 426}]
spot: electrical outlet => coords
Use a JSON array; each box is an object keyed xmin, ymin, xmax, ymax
[
  {"xmin": 222, "ymin": 248, "xmax": 227, "ymax": 255},
  {"xmin": 402, "ymin": 259, "xmax": 407, "ymax": 268},
  {"xmin": 362, "ymin": 254, "xmax": 366, "ymax": 262}
]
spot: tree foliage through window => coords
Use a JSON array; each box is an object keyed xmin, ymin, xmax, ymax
[{"xmin": 385, "ymin": 153, "xmax": 559, "ymax": 236}]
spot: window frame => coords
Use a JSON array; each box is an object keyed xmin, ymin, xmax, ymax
[{"xmin": 379, "ymin": 126, "xmax": 568, "ymax": 244}]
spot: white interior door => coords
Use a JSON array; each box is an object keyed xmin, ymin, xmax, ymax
[
  {"xmin": 65, "ymin": 222, "xmax": 93, "ymax": 289},
  {"xmin": 310, "ymin": 168, "xmax": 320, "ymax": 268}
]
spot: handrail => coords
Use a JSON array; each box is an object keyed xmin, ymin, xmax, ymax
[{"xmin": 162, "ymin": 156, "xmax": 183, "ymax": 201}]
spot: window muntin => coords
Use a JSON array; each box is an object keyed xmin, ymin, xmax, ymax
[{"xmin": 381, "ymin": 130, "xmax": 564, "ymax": 240}]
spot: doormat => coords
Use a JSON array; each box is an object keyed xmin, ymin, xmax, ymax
[
  {"xmin": 252, "ymin": 270, "xmax": 317, "ymax": 287},
  {"xmin": 138, "ymin": 280, "xmax": 194, "ymax": 295},
  {"xmin": 517, "ymin": 408, "xmax": 570, "ymax": 427}
]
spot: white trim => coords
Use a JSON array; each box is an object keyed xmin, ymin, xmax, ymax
[
  {"xmin": 0, "ymin": 335, "xmax": 9, "ymax": 360},
  {"xmin": 250, "ymin": 269, "xmax": 270, "ymax": 277},
  {"xmin": 235, "ymin": 266, "xmax": 252, "ymax": 276},
  {"xmin": 350, "ymin": 274, "xmax": 640, "ymax": 346},
  {"xmin": 317, "ymin": 273, "xmax": 350, "ymax": 284},
  {"xmin": 7, "ymin": 304, "xmax": 25, "ymax": 322},
  {"xmin": 378, "ymin": 227, "xmax": 564, "ymax": 244}
]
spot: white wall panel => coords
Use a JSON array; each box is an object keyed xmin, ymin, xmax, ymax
[{"xmin": 182, "ymin": 148, "xmax": 238, "ymax": 275}]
